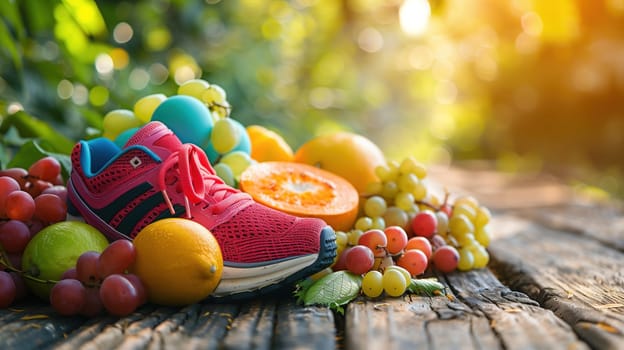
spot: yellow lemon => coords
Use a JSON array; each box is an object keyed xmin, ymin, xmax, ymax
[
  {"xmin": 246, "ymin": 125, "xmax": 295, "ymax": 162},
  {"xmin": 131, "ymin": 218, "xmax": 223, "ymax": 306},
  {"xmin": 294, "ymin": 132, "xmax": 386, "ymax": 195}
]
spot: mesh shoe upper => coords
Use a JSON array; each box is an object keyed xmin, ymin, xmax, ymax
[{"xmin": 68, "ymin": 121, "xmax": 326, "ymax": 266}]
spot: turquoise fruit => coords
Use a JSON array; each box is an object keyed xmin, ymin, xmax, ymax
[{"xmin": 150, "ymin": 95, "xmax": 214, "ymax": 147}]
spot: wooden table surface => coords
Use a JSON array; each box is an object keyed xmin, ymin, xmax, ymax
[{"xmin": 1, "ymin": 163, "xmax": 623, "ymax": 350}]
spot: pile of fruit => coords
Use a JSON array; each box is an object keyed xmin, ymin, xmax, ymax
[{"xmin": 1, "ymin": 78, "xmax": 494, "ymax": 316}]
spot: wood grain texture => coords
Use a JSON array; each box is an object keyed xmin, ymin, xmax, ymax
[{"xmin": 488, "ymin": 214, "xmax": 624, "ymax": 350}]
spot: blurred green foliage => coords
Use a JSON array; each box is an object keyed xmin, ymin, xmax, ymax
[{"xmin": 1, "ymin": 0, "xmax": 624, "ymax": 197}]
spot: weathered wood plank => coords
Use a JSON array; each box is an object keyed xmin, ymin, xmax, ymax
[
  {"xmin": 274, "ymin": 299, "xmax": 336, "ymax": 349},
  {"xmin": 0, "ymin": 302, "xmax": 88, "ymax": 350},
  {"xmin": 515, "ymin": 202, "xmax": 624, "ymax": 251},
  {"xmin": 445, "ymin": 269, "xmax": 588, "ymax": 350},
  {"xmin": 488, "ymin": 214, "xmax": 624, "ymax": 350},
  {"xmin": 344, "ymin": 268, "xmax": 586, "ymax": 350}
]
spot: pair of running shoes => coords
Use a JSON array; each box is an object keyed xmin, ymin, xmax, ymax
[{"xmin": 67, "ymin": 121, "xmax": 337, "ymax": 301}]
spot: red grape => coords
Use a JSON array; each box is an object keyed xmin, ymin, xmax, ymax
[
  {"xmin": 99, "ymin": 274, "xmax": 140, "ymax": 317},
  {"xmin": 345, "ymin": 245, "xmax": 375, "ymax": 275},
  {"xmin": 81, "ymin": 287, "xmax": 104, "ymax": 317},
  {"xmin": 5, "ymin": 190, "xmax": 35, "ymax": 221},
  {"xmin": 0, "ymin": 271, "xmax": 17, "ymax": 308},
  {"xmin": 411, "ymin": 211, "xmax": 437, "ymax": 239},
  {"xmin": 397, "ymin": 249, "xmax": 428, "ymax": 277},
  {"xmin": 76, "ymin": 251, "xmax": 101, "ymax": 286},
  {"xmin": 28, "ymin": 156, "xmax": 61, "ymax": 182},
  {"xmin": 61, "ymin": 267, "xmax": 78, "ymax": 280},
  {"xmin": 50, "ymin": 279, "xmax": 87, "ymax": 316},
  {"xmin": 358, "ymin": 229, "xmax": 388, "ymax": 257},
  {"xmin": 9, "ymin": 272, "xmax": 28, "ymax": 302},
  {"xmin": 432, "ymin": 246, "xmax": 460, "ymax": 273},
  {"xmin": 124, "ymin": 274, "xmax": 147, "ymax": 306},
  {"xmin": 27, "ymin": 220, "xmax": 44, "ymax": 237},
  {"xmin": 0, "ymin": 176, "xmax": 20, "ymax": 218},
  {"xmin": 331, "ymin": 246, "xmax": 352, "ymax": 271},
  {"xmin": 384, "ymin": 226, "xmax": 408, "ymax": 255},
  {"xmin": 97, "ymin": 239, "xmax": 137, "ymax": 278},
  {"xmin": 24, "ymin": 179, "xmax": 52, "ymax": 198},
  {"xmin": 34, "ymin": 193, "xmax": 67, "ymax": 223},
  {"xmin": 405, "ymin": 236, "xmax": 433, "ymax": 259},
  {"xmin": 0, "ymin": 168, "xmax": 28, "ymax": 189},
  {"xmin": 0, "ymin": 219, "xmax": 32, "ymax": 253},
  {"xmin": 42, "ymin": 185, "xmax": 68, "ymax": 204}
]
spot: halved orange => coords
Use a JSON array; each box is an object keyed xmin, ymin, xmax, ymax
[{"xmin": 239, "ymin": 161, "xmax": 359, "ymax": 232}]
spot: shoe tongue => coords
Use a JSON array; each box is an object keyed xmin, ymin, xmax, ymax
[{"xmin": 124, "ymin": 121, "xmax": 183, "ymax": 160}]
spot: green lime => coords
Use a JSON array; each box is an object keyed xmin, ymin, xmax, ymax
[{"xmin": 21, "ymin": 221, "xmax": 109, "ymax": 300}]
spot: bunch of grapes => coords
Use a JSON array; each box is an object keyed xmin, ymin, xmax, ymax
[
  {"xmin": 332, "ymin": 225, "xmax": 454, "ymax": 298},
  {"xmin": 334, "ymin": 156, "xmax": 492, "ymax": 285},
  {"xmin": 51, "ymin": 240, "xmax": 146, "ymax": 317},
  {"xmin": 101, "ymin": 78, "xmax": 255, "ymax": 188},
  {"xmin": 0, "ymin": 156, "xmax": 68, "ymax": 306}
]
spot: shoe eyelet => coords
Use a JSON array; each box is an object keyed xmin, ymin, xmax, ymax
[{"xmin": 130, "ymin": 156, "xmax": 142, "ymax": 168}]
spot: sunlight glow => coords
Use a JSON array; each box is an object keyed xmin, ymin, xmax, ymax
[{"xmin": 399, "ymin": 0, "xmax": 431, "ymax": 37}]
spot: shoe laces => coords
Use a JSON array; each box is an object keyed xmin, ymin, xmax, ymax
[{"xmin": 158, "ymin": 143, "xmax": 249, "ymax": 217}]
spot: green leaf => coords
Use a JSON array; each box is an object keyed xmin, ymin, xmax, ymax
[
  {"xmin": 0, "ymin": 111, "xmax": 75, "ymax": 154},
  {"xmin": 407, "ymin": 277, "xmax": 446, "ymax": 296},
  {"xmin": 6, "ymin": 140, "xmax": 71, "ymax": 180},
  {"xmin": 299, "ymin": 271, "xmax": 362, "ymax": 314}
]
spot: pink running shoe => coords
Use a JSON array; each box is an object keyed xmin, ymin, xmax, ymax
[{"xmin": 67, "ymin": 121, "xmax": 336, "ymax": 300}]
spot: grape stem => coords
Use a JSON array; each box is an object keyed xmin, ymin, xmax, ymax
[
  {"xmin": 414, "ymin": 189, "xmax": 451, "ymax": 211},
  {"xmin": 0, "ymin": 247, "xmax": 58, "ymax": 285}
]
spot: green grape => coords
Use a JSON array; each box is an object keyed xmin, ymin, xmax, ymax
[
  {"xmin": 411, "ymin": 180, "xmax": 427, "ymax": 201},
  {"xmin": 102, "ymin": 109, "xmax": 142, "ymax": 140},
  {"xmin": 454, "ymin": 195, "xmax": 479, "ymax": 210},
  {"xmin": 211, "ymin": 100, "xmax": 231, "ymax": 119},
  {"xmin": 384, "ymin": 265, "xmax": 411, "ymax": 286},
  {"xmin": 382, "ymin": 269, "xmax": 407, "ymax": 297},
  {"xmin": 395, "ymin": 191, "xmax": 415, "ymax": 211},
  {"xmin": 364, "ymin": 195, "xmax": 387, "ymax": 217},
  {"xmin": 219, "ymin": 151, "xmax": 255, "ymax": 179},
  {"xmin": 452, "ymin": 232, "xmax": 476, "ymax": 247},
  {"xmin": 435, "ymin": 211, "xmax": 449, "ymax": 235},
  {"xmin": 370, "ymin": 216, "xmax": 386, "ymax": 230},
  {"xmin": 355, "ymin": 217, "xmax": 373, "ymax": 231},
  {"xmin": 201, "ymin": 84, "xmax": 227, "ymax": 106},
  {"xmin": 470, "ymin": 244, "xmax": 489, "ymax": 268},
  {"xmin": 361, "ymin": 270, "xmax": 384, "ymax": 298},
  {"xmin": 399, "ymin": 156, "xmax": 419, "ymax": 175},
  {"xmin": 335, "ymin": 231, "xmax": 349, "ymax": 250},
  {"xmin": 474, "ymin": 225, "xmax": 491, "ymax": 247},
  {"xmin": 452, "ymin": 203, "xmax": 477, "ymax": 221},
  {"xmin": 211, "ymin": 118, "xmax": 241, "ymax": 154},
  {"xmin": 375, "ymin": 164, "xmax": 392, "ymax": 182},
  {"xmin": 134, "ymin": 93, "xmax": 167, "ymax": 123},
  {"xmin": 383, "ymin": 206, "xmax": 409, "ymax": 229},
  {"xmin": 412, "ymin": 162, "xmax": 427, "ymax": 179},
  {"xmin": 347, "ymin": 229, "xmax": 364, "ymax": 246},
  {"xmin": 397, "ymin": 172, "xmax": 419, "ymax": 193},
  {"xmin": 213, "ymin": 162, "xmax": 236, "ymax": 187},
  {"xmin": 457, "ymin": 247, "xmax": 475, "ymax": 271},
  {"xmin": 449, "ymin": 214, "xmax": 475, "ymax": 237},
  {"xmin": 474, "ymin": 206, "xmax": 491, "ymax": 228},
  {"xmin": 177, "ymin": 79, "xmax": 210, "ymax": 100},
  {"xmin": 386, "ymin": 160, "xmax": 400, "ymax": 181},
  {"xmin": 381, "ymin": 181, "xmax": 399, "ymax": 200}
]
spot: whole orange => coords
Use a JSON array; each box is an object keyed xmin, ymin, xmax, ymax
[
  {"xmin": 246, "ymin": 125, "xmax": 295, "ymax": 162},
  {"xmin": 294, "ymin": 132, "xmax": 386, "ymax": 195},
  {"xmin": 130, "ymin": 218, "xmax": 223, "ymax": 306}
]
